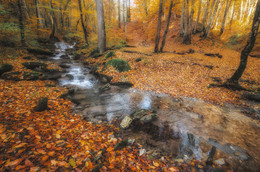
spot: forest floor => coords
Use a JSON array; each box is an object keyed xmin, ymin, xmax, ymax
[
  {"xmin": 87, "ymin": 21, "xmax": 260, "ymax": 112},
  {"xmin": 0, "ymin": 47, "xmax": 205, "ymax": 171}
]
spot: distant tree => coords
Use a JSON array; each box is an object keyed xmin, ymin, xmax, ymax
[
  {"xmin": 154, "ymin": 0, "xmax": 163, "ymax": 53},
  {"xmin": 78, "ymin": 0, "xmax": 88, "ymax": 45},
  {"xmin": 17, "ymin": 0, "xmax": 25, "ymax": 47},
  {"xmin": 96, "ymin": 0, "xmax": 106, "ymax": 53},
  {"xmin": 160, "ymin": 0, "xmax": 173, "ymax": 52},
  {"xmin": 182, "ymin": 0, "xmax": 194, "ymax": 44},
  {"xmin": 118, "ymin": 0, "xmax": 121, "ymax": 28},
  {"xmin": 219, "ymin": 0, "xmax": 232, "ymax": 36},
  {"xmin": 225, "ymin": 0, "xmax": 260, "ymax": 89},
  {"xmin": 193, "ymin": 0, "xmax": 202, "ymax": 34}
]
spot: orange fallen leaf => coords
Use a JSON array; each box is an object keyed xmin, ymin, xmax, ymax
[{"xmin": 5, "ymin": 158, "xmax": 23, "ymax": 167}]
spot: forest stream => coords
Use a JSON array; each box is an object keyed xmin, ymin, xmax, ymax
[{"xmin": 52, "ymin": 42, "xmax": 259, "ymax": 171}]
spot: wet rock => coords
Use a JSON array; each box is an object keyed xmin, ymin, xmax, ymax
[
  {"xmin": 59, "ymin": 63, "xmax": 71, "ymax": 69},
  {"xmin": 33, "ymin": 97, "xmax": 48, "ymax": 112},
  {"xmin": 114, "ymin": 140, "xmax": 128, "ymax": 150},
  {"xmin": 73, "ymin": 53, "xmax": 81, "ymax": 60},
  {"xmin": 65, "ymin": 74, "xmax": 74, "ymax": 80},
  {"xmin": 26, "ymin": 48, "xmax": 54, "ymax": 56},
  {"xmin": 71, "ymin": 94, "xmax": 86, "ymax": 104},
  {"xmin": 128, "ymin": 138, "xmax": 135, "ymax": 145},
  {"xmin": 214, "ymin": 158, "xmax": 225, "ymax": 166},
  {"xmin": 22, "ymin": 62, "xmax": 47, "ymax": 70},
  {"xmin": 0, "ymin": 64, "xmax": 13, "ymax": 76},
  {"xmin": 139, "ymin": 149, "xmax": 146, "ymax": 156},
  {"xmin": 42, "ymin": 70, "xmax": 63, "ymax": 80},
  {"xmin": 98, "ymin": 74, "xmax": 113, "ymax": 84},
  {"xmin": 99, "ymin": 83, "xmax": 111, "ymax": 93},
  {"xmin": 135, "ymin": 58, "xmax": 142, "ymax": 62},
  {"xmin": 120, "ymin": 109, "xmax": 157, "ymax": 129},
  {"xmin": 140, "ymin": 113, "xmax": 157, "ymax": 123},
  {"xmin": 60, "ymin": 54, "xmax": 70, "ymax": 59},
  {"xmin": 110, "ymin": 81, "xmax": 133, "ymax": 88},
  {"xmin": 120, "ymin": 116, "xmax": 133, "ymax": 129}
]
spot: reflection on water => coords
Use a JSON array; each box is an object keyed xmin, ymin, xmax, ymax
[{"xmin": 53, "ymin": 42, "xmax": 260, "ymax": 171}]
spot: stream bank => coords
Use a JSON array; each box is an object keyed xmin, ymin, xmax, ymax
[{"xmin": 48, "ymin": 42, "xmax": 259, "ymax": 171}]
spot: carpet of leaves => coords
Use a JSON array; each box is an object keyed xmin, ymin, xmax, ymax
[
  {"xmin": 87, "ymin": 43, "xmax": 259, "ymax": 107},
  {"xmin": 0, "ymin": 54, "xmax": 205, "ymax": 171}
]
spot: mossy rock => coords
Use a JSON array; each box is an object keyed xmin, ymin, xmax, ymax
[
  {"xmin": 23, "ymin": 72, "xmax": 40, "ymax": 80},
  {"xmin": 89, "ymin": 47, "xmax": 99, "ymax": 56},
  {"xmin": 135, "ymin": 58, "xmax": 142, "ymax": 62},
  {"xmin": 104, "ymin": 58, "xmax": 131, "ymax": 72},
  {"xmin": 1, "ymin": 72, "xmax": 21, "ymax": 81},
  {"xmin": 26, "ymin": 48, "xmax": 53, "ymax": 56},
  {"xmin": 0, "ymin": 63, "xmax": 13, "ymax": 76},
  {"xmin": 105, "ymin": 51, "xmax": 115, "ymax": 59},
  {"xmin": 91, "ymin": 53, "xmax": 103, "ymax": 59},
  {"xmin": 22, "ymin": 62, "xmax": 47, "ymax": 70},
  {"xmin": 33, "ymin": 97, "xmax": 48, "ymax": 112}
]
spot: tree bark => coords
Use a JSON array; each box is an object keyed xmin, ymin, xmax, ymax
[
  {"xmin": 118, "ymin": 0, "xmax": 121, "ymax": 28},
  {"xmin": 18, "ymin": 0, "xmax": 26, "ymax": 47},
  {"xmin": 229, "ymin": 0, "xmax": 235, "ymax": 30},
  {"xmin": 204, "ymin": 0, "xmax": 220, "ymax": 37},
  {"xmin": 180, "ymin": 0, "xmax": 185, "ymax": 36},
  {"xmin": 200, "ymin": 0, "xmax": 211, "ymax": 37},
  {"xmin": 183, "ymin": 0, "xmax": 191, "ymax": 44},
  {"xmin": 226, "ymin": 0, "xmax": 260, "ymax": 86},
  {"xmin": 78, "ymin": 0, "xmax": 88, "ymax": 45},
  {"xmin": 219, "ymin": 0, "xmax": 231, "ymax": 36},
  {"xmin": 193, "ymin": 0, "xmax": 201, "ymax": 34},
  {"xmin": 96, "ymin": 0, "xmax": 106, "ymax": 53},
  {"xmin": 154, "ymin": 0, "xmax": 163, "ymax": 53},
  {"xmin": 160, "ymin": 0, "xmax": 173, "ymax": 52}
]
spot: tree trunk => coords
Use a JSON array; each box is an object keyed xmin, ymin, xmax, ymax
[
  {"xmin": 183, "ymin": 0, "xmax": 191, "ymax": 44},
  {"xmin": 160, "ymin": 0, "xmax": 173, "ymax": 52},
  {"xmin": 226, "ymin": 0, "xmax": 259, "ymax": 86},
  {"xmin": 35, "ymin": 0, "xmax": 40, "ymax": 36},
  {"xmin": 193, "ymin": 0, "xmax": 201, "ymax": 34},
  {"xmin": 96, "ymin": 0, "xmax": 106, "ymax": 53},
  {"xmin": 205, "ymin": 0, "xmax": 220, "ymax": 37},
  {"xmin": 180, "ymin": 0, "xmax": 185, "ymax": 36},
  {"xmin": 200, "ymin": 0, "xmax": 211, "ymax": 37},
  {"xmin": 154, "ymin": 0, "xmax": 163, "ymax": 53},
  {"xmin": 118, "ymin": 0, "xmax": 121, "ymax": 28},
  {"xmin": 229, "ymin": 0, "xmax": 235, "ymax": 30},
  {"xmin": 78, "ymin": 0, "xmax": 88, "ymax": 45},
  {"xmin": 18, "ymin": 0, "xmax": 26, "ymax": 47},
  {"xmin": 49, "ymin": 0, "xmax": 57, "ymax": 40},
  {"xmin": 219, "ymin": 0, "xmax": 231, "ymax": 36},
  {"xmin": 127, "ymin": 0, "xmax": 131, "ymax": 22}
]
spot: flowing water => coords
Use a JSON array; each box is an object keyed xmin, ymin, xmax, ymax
[{"xmin": 52, "ymin": 42, "xmax": 260, "ymax": 171}]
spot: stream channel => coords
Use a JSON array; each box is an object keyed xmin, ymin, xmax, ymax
[{"xmin": 50, "ymin": 42, "xmax": 260, "ymax": 171}]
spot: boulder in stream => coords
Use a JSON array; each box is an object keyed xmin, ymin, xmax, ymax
[{"xmin": 120, "ymin": 109, "xmax": 157, "ymax": 129}]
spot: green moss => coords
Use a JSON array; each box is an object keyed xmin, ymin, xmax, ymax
[
  {"xmin": 33, "ymin": 97, "xmax": 48, "ymax": 112},
  {"xmin": 23, "ymin": 71, "xmax": 40, "ymax": 80},
  {"xmin": 22, "ymin": 62, "xmax": 47, "ymax": 70},
  {"xmin": 105, "ymin": 51, "xmax": 115, "ymax": 59},
  {"xmin": 105, "ymin": 58, "xmax": 131, "ymax": 72}
]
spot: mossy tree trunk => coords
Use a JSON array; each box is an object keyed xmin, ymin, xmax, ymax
[{"xmin": 18, "ymin": 0, "xmax": 26, "ymax": 47}]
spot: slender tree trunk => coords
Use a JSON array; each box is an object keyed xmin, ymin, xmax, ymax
[
  {"xmin": 18, "ymin": 0, "xmax": 26, "ymax": 47},
  {"xmin": 22, "ymin": 0, "xmax": 30, "ymax": 19},
  {"xmin": 229, "ymin": 0, "xmax": 235, "ymax": 30},
  {"xmin": 96, "ymin": 0, "xmax": 106, "ymax": 53},
  {"xmin": 200, "ymin": 0, "xmax": 211, "ymax": 37},
  {"xmin": 226, "ymin": 0, "xmax": 260, "ymax": 86},
  {"xmin": 183, "ymin": 0, "xmax": 191, "ymax": 44},
  {"xmin": 219, "ymin": 0, "xmax": 231, "ymax": 36},
  {"xmin": 154, "ymin": 0, "xmax": 163, "ymax": 53},
  {"xmin": 160, "ymin": 0, "xmax": 173, "ymax": 52},
  {"xmin": 205, "ymin": 0, "xmax": 220, "ymax": 37},
  {"xmin": 49, "ymin": 0, "xmax": 57, "ymax": 39},
  {"xmin": 193, "ymin": 0, "xmax": 201, "ymax": 34},
  {"xmin": 180, "ymin": 0, "xmax": 185, "ymax": 36},
  {"xmin": 127, "ymin": 0, "xmax": 131, "ymax": 22},
  {"xmin": 118, "ymin": 0, "xmax": 121, "ymax": 28},
  {"xmin": 109, "ymin": 0, "xmax": 111, "ymax": 25},
  {"xmin": 35, "ymin": 0, "xmax": 40, "ymax": 36},
  {"xmin": 78, "ymin": 0, "xmax": 88, "ymax": 45}
]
